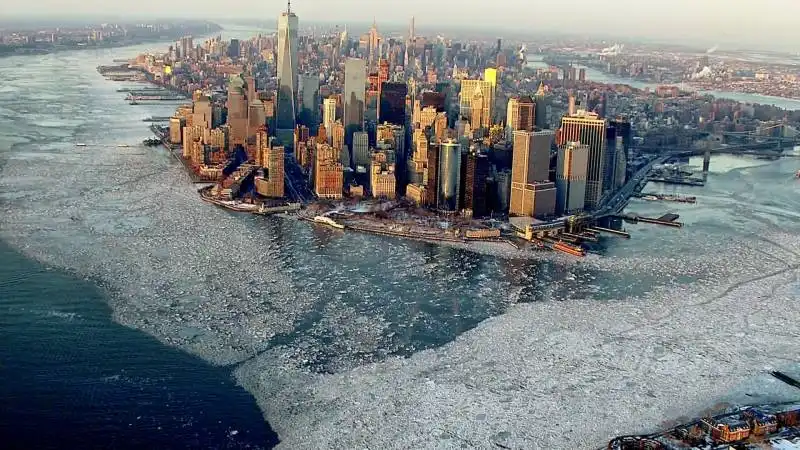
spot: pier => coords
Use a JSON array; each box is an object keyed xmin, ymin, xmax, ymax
[
  {"xmin": 142, "ymin": 116, "xmax": 172, "ymax": 122},
  {"xmin": 587, "ymin": 226, "xmax": 631, "ymax": 238},
  {"xmin": 616, "ymin": 213, "xmax": 683, "ymax": 228},
  {"xmin": 646, "ymin": 176, "xmax": 705, "ymax": 187},
  {"xmin": 633, "ymin": 192, "xmax": 697, "ymax": 203}
]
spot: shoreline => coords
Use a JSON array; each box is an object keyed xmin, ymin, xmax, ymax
[{"xmin": 196, "ymin": 186, "xmax": 549, "ymax": 258}]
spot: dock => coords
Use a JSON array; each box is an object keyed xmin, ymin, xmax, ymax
[
  {"xmin": 646, "ymin": 176, "xmax": 705, "ymax": 187},
  {"xmin": 142, "ymin": 116, "xmax": 172, "ymax": 122},
  {"xmin": 633, "ymin": 192, "xmax": 697, "ymax": 203},
  {"xmin": 616, "ymin": 213, "xmax": 683, "ymax": 228},
  {"xmin": 587, "ymin": 226, "xmax": 631, "ymax": 238}
]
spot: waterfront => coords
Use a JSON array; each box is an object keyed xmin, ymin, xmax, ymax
[
  {"xmin": 1, "ymin": 43, "xmax": 799, "ymax": 450},
  {"xmin": 528, "ymin": 56, "xmax": 800, "ymax": 110}
]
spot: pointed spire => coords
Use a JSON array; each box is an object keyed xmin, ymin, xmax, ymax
[
  {"xmin": 287, "ymin": 0, "xmax": 291, "ymax": 14},
  {"xmin": 536, "ymin": 81, "xmax": 546, "ymax": 96}
]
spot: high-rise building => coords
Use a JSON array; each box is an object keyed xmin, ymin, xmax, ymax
[
  {"xmin": 459, "ymin": 79, "xmax": 493, "ymax": 129},
  {"xmin": 314, "ymin": 143, "xmax": 344, "ymax": 199},
  {"xmin": 438, "ymin": 140, "xmax": 461, "ymax": 212},
  {"xmin": 352, "ymin": 131, "xmax": 370, "ymax": 167},
  {"xmin": 226, "ymin": 76, "xmax": 248, "ymax": 147},
  {"xmin": 425, "ymin": 141, "xmax": 440, "ymax": 208},
  {"xmin": 276, "ymin": 3, "xmax": 299, "ymax": 147},
  {"xmin": 370, "ymin": 151, "xmax": 396, "ymax": 199},
  {"xmin": 299, "ymin": 74, "xmax": 320, "ymax": 127},
  {"xmin": 510, "ymin": 130, "xmax": 554, "ymax": 217},
  {"xmin": 556, "ymin": 141, "xmax": 589, "ymax": 215},
  {"xmin": 323, "ymin": 96, "xmax": 337, "ymax": 142},
  {"xmin": 344, "ymin": 57, "xmax": 366, "ymax": 142},
  {"xmin": 534, "ymin": 82, "xmax": 548, "ymax": 130},
  {"xmin": 506, "ymin": 95, "xmax": 535, "ymax": 138},
  {"xmin": 379, "ymin": 82, "xmax": 407, "ymax": 125},
  {"xmin": 228, "ymin": 39, "xmax": 240, "ymax": 59},
  {"xmin": 559, "ymin": 111, "xmax": 606, "ymax": 209},
  {"xmin": 256, "ymin": 143, "xmax": 285, "ymax": 198},
  {"xmin": 464, "ymin": 151, "xmax": 490, "ymax": 217}
]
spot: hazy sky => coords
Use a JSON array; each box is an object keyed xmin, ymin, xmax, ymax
[{"xmin": 6, "ymin": 0, "xmax": 800, "ymax": 51}]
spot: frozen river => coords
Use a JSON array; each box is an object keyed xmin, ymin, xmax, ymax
[{"xmin": 1, "ymin": 42, "xmax": 799, "ymax": 449}]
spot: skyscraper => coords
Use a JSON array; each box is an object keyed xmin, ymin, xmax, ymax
[
  {"xmin": 534, "ymin": 82, "xmax": 548, "ymax": 130},
  {"xmin": 459, "ymin": 79, "xmax": 493, "ymax": 129},
  {"xmin": 510, "ymin": 130, "xmax": 555, "ymax": 218},
  {"xmin": 323, "ymin": 97, "xmax": 337, "ymax": 142},
  {"xmin": 378, "ymin": 82, "xmax": 407, "ymax": 126},
  {"xmin": 344, "ymin": 57, "xmax": 366, "ymax": 143},
  {"xmin": 506, "ymin": 95, "xmax": 535, "ymax": 139},
  {"xmin": 556, "ymin": 142, "xmax": 589, "ymax": 215},
  {"xmin": 438, "ymin": 140, "xmax": 461, "ymax": 213},
  {"xmin": 276, "ymin": 2, "xmax": 299, "ymax": 148},
  {"xmin": 560, "ymin": 111, "xmax": 606, "ymax": 209},
  {"xmin": 299, "ymin": 74, "xmax": 320, "ymax": 127}
]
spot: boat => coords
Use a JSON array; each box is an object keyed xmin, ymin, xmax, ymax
[
  {"xmin": 553, "ymin": 241, "xmax": 586, "ymax": 257},
  {"xmin": 129, "ymin": 100, "xmax": 140, "ymax": 105},
  {"xmin": 796, "ymin": 170, "xmax": 800, "ymax": 178},
  {"xmin": 313, "ymin": 215, "xmax": 345, "ymax": 230},
  {"xmin": 75, "ymin": 143, "xmax": 87, "ymax": 147},
  {"xmin": 117, "ymin": 144, "xmax": 130, "ymax": 148},
  {"xmin": 642, "ymin": 195, "xmax": 659, "ymax": 201}
]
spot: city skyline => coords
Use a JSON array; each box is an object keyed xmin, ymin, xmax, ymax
[{"xmin": 4, "ymin": 0, "xmax": 800, "ymax": 52}]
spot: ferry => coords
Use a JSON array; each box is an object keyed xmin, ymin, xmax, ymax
[
  {"xmin": 75, "ymin": 143, "xmax": 87, "ymax": 147},
  {"xmin": 642, "ymin": 195, "xmax": 659, "ymax": 201},
  {"xmin": 117, "ymin": 144, "xmax": 130, "ymax": 148},
  {"xmin": 313, "ymin": 215, "xmax": 345, "ymax": 230}
]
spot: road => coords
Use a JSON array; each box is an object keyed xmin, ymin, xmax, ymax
[{"xmin": 592, "ymin": 154, "xmax": 671, "ymax": 219}]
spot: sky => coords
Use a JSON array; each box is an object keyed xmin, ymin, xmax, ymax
[{"xmin": 4, "ymin": 0, "xmax": 800, "ymax": 52}]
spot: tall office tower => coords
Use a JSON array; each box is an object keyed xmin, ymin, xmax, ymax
[
  {"xmin": 379, "ymin": 82, "xmax": 407, "ymax": 125},
  {"xmin": 612, "ymin": 136, "xmax": 627, "ymax": 190},
  {"xmin": 228, "ymin": 39, "xmax": 240, "ymax": 58},
  {"xmin": 506, "ymin": 95, "xmax": 535, "ymax": 138},
  {"xmin": 459, "ymin": 79, "xmax": 493, "ymax": 128},
  {"xmin": 425, "ymin": 141, "xmax": 440, "ymax": 208},
  {"xmin": 420, "ymin": 91, "xmax": 446, "ymax": 111},
  {"xmin": 343, "ymin": 57, "xmax": 366, "ymax": 143},
  {"xmin": 294, "ymin": 125, "xmax": 310, "ymax": 155},
  {"xmin": 226, "ymin": 76, "xmax": 248, "ymax": 147},
  {"xmin": 534, "ymin": 82, "xmax": 548, "ymax": 130},
  {"xmin": 331, "ymin": 121, "xmax": 345, "ymax": 151},
  {"xmin": 510, "ymin": 130, "xmax": 555, "ymax": 217},
  {"xmin": 314, "ymin": 143, "xmax": 344, "ymax": 199},
  {"xmin": 258, "ymin": 145, "xmax": 285, "ymax": 198},
  {"xmin": 192, "ymin": 92, "xmax": 213, "ymax": 130},
  {"xmin": 433, "ymin": 113, "xmax": 448, "ymax": 141},
  {"xmin": 247, "ymin": 99, "xmax": 266, "ymax": 143},
  {"xmin": 245, "ymin": 76, "xmax": 257, "ymax": 105},
  {"xmin": 556, "ymin": 141, "xmax": 589, "ymax": 215},
  {"xmin": 578, "ymin": 68, "xmax": 586, "ymax": 82},
  {"xmin": 370, "ymin": 151, "xmax": 396, "ymax": 199},
  {"xmin": 438, "ymin": 140, "xmax": 461, "ymax": 213},
  {"xmin": 560, "ymin": 110, "xmax": 607, "ymax": 209},
  {"xmin": 352, "ymin": 131, "xmax": 370, "ymax": 167},
  {"xmin": 506, "ymin": 97, "xmax": 518, "ymax": 138},
  {"xmin": 418, "ymin": 106, "xmax": 437, "ymax": 130},
  {"xmin": 567, "ymin": 94, "xmax": 577, "ymax": 116},
  {"xmin": 299, "ymin": 74, "xmax": 320, "ymax": 127},
  {"xmin": 323, "ymin": 96, "xmax": 337, "ymax": 142},
  {"xmin": 276, "ymin": 2, "xmax": 299, "ymax": 148},
  {"xmin": 464, "ymin": 152, "xmax": 490, "ymax": 217}
]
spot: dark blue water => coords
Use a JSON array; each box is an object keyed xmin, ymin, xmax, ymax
[{"xmin": 0, "ymin": 240, "xmax": 278, "ymax": 449}]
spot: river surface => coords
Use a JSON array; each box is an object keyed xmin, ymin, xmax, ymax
[{"xmin": 0, "ymin": 34, "xmax": 799, "ymax": 449}]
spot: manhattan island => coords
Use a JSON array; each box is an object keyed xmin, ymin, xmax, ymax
[{"xmin": 104, "ymin": 6, "xmax": 800, "ymax": 258}]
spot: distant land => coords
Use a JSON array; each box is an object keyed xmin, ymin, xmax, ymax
[{"xmin": 0, "ymin": 20, "xmax": 221, "ymax": 58}]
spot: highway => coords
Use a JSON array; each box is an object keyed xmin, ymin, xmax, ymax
[{"xmin": 592, "ymin": 154, "xmax": 671, "ymax": 219}]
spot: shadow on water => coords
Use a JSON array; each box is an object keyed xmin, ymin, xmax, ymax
[{"xmin": 0, "ymin": 240, "xmax": 279, "ymax": 449}]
